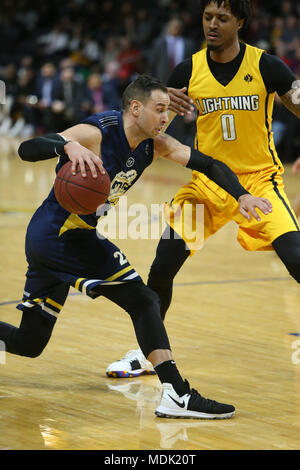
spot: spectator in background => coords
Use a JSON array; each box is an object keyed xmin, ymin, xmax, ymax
[
  {"xmin": 34, "ymin": 62, "xmax": 58, "ymax": 133},
  {"xmin": 102, "ymin": 36, "xmax": 121, "ymax": 69},
  {"xmin": 18, "ymin": 56, "xmax": 35, "ymax": 80},
  {"xmin": 0, "ymin": 64, "xmax": 35, "ymax": 137},
  {"xmin": 0, "ymin": 0, "xmax": 299, "ymax": 157},
  {"xmin": 81, "ymin": 35, "xmax": 102, "ymax": 66},
  {"xmin": 8, "ymin": 68, "xmax": 37, "ymax": 138},
  {"xmin": 0, "ymin": 64, "xmax": 18, "ymax": 134},
  {"xmin": 101, "ymin": 61, "xmax": 122, "ymax": 111},
  {"xmin": 117, "ymin": 36, "xmax": 143, "ymax": 91},
  {"xmin": 277, "ymin": 15, "xmax": 300, "ymax": 73},
  {"xmin": 86, "ymin": 73, "xmax": 106, "ymax": 114},
  {"xmin": 148, "ymin": 17, "xmax": 196, "ymax": 83},
  {"xmin": 148, "ymin": 16, "xmax": 197, "ymax": 144},
  {"xmin": 134, "ymin": 8, "xmax": 157, "ymax": 49},
  {"xmin": 270, "ymin": 16, "xmax": 285, "ymax": 49},
  {"xmin": 281, "ymin": 0, "xmax": 293, "ymax": 17},
  {"xmin": 1, "ymin": 64, "xmax": 18, "ymax": 97},
  {"xmin": 69, "ymin": 24, "xmax": 84, "ymax": 55},
  {"xmin": 38, "ymin": 24, "xmax": 69, "ymax": 61},
  {"xmin": 51, "ymin": 66, "xmax": 92, "ymax": 129}
]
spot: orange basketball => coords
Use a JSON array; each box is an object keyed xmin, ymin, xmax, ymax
[{"xmin": 54, "ymin": 161, "xmax": 111, "ymax": 215}]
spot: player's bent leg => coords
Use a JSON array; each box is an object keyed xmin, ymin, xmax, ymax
[
  {"xmin": 98, "ymin": 282, "xmax": 170, "ymax": 377},
  {"xmin": 147, "ymin": 225, "xmax": 190, "ymax": 321},
  {"xmin": 272, "ymin": 231, "xmax": 300, "ymax": 283},
  {"xmin": 0, "ymin": 307, "xmax": 55, "ymax": 358},
  {"xmin": 99, "ymin": 281, "xmax": 235, "ymax": 419},
  {"xmin": 105, "ymin": 228, "xmax": 189, "ymax": 377}
]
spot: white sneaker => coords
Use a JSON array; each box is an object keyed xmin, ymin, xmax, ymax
[
  {"xmin": 106, "ymin": 349, "xmax": 156, "ymax": 378},
  {"xmin": 155, "ymin": 382, "xmax": 235, "ymax": 419}
]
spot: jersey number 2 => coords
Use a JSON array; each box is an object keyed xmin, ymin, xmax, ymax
[
  {"xmin": 114, "ymin": 251, "xmax": 128, "ymax": 266},
  {"xmin": 221, "ymin": 114, "xmax": 237, "ymax": 141}
]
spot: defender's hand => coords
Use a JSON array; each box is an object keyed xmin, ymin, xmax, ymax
[
  {"xmin": 64, "ymin": 141, "xmax": 105, "ymax": 178},
  {"xmin": 238, "ymin": 194, "xmax": 272, "ymax": 221},
  {"xmin": 292, "ymin": 157, "xmax": 300, "ymax": 175},
  {"xmin": 167, "ymin": 87, "xmax": 194, "ymax": 116}
]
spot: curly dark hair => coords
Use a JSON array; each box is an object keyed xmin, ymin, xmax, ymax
[{"xmin": 200, "ymin": 0, "xmax": 252, "ymax": 30}]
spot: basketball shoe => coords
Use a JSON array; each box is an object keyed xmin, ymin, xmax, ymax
[
  {"xmin": 106, "ymin": 349, "xmax": 156, "ymax": 378},
  {"xmin": 155, "ymin": 381, "xmax": 235, "ymax": 419}
]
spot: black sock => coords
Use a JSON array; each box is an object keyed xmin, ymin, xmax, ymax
[{"xmin": 154, "ymin": 360, "xmax": 188, "ymax": 396}]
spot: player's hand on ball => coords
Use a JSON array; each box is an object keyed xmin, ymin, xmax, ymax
[
  {"xmin": 238, "ymin": 194, "xmax": 272, "ymax": 221},
  {"xmin": 64, "ymin": 141, "xmax": 105, "ymax": 178},
  {"xmin": 292, "ymin": 157, "xmax": 300, "ymax": 175},
  {"xmin": 167, "ymin": 87, "xmax": 194, "ymax": 116}
]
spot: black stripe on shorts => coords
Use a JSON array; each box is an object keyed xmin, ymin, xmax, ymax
[{"xmin": 270, "ymin": 172, "xmax": 300, "ymax": 231}]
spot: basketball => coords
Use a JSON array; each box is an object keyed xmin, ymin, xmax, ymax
[{"xmin": 54, "ymin": 161, "xmax": 111, "ymax": 215}]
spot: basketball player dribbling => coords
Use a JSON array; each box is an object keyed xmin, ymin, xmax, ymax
[{"xmin": 0, "ymin": 75, "xmax": 271, "ymax": 419}]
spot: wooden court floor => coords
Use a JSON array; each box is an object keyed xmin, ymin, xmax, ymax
[{"xmin": 0, "ymin": 136, "xmax": 299, "ymax": 450}]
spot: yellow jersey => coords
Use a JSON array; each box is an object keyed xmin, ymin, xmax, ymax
[{"xmin": 188, "ymin": 44, "xmax": 283, "ymax": 174}]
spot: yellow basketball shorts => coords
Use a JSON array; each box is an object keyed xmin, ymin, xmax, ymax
[{"xmin": 165, "ymin": 169, "xmax": 300, "ymax": 255}]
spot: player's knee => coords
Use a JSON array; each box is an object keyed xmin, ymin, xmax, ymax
[
  {"xmin": 148, "ymin": 259, "xmax": 173, "ymax": 287},
  {"xmin": 147, "ymin": 233, "xmax": 188, "ymax": 287},
  {"xmin": 129, "ymin": 285, "xmax": 161, "ymax": 318},
  {"xmin": 14, "ymin": 323, "xmax": 52, "ymax": 358},
  {"xmin": 19, "ymin": 346, "xmax": 43, "ymax": 358},
  {"xmin": 138, "ymin": 285, "xmax": 161, "ymax": 312},
  {"xmin": 16, "ymin": 335, "xmax": 48, "ymax": 358},
  {"xmin": 283, "ymin": 246, "xmax": 300, "ymax": 283},
  {"xmin": 273, "ymin": 233, "xmax": 300, "ymax": 284},
  {"xmin": 127, "ymin": 285, "xmax": 170, "ymax": 356}
]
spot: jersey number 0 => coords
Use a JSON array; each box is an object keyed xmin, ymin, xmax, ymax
[{"xmin": 221, "ymin": 114, "xmax": 237, "ymax": 141}]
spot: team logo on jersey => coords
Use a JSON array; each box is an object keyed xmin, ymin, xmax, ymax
[
  {"xmin": 126, "ymin": 156, "xmax": 135, "ymax": 167},
  {"xmin": 244, "ymin": 74, "xmax": 253, "ymax": 83},
  {"xmin": 108, "ymin": 169, "xmax": 137, "ymax": 206}
]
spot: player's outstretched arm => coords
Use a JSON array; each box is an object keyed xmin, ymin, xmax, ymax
[
  {"xmin": 18, "ymin": 124, "xmax": 104, "ymax": 178},
  {"xmin": 153, "ymin": 134, "xmax": 272, "ymax": 221}
]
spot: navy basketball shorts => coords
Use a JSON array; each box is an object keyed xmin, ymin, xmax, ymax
[{"xmin": 17, "ymin": 226, "xmax": 142, "ymax": 323}]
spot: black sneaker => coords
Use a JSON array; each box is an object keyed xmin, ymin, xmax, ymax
[{"xmin": 155, "ymin": 380, "xmax": 235, "ymax": 419}]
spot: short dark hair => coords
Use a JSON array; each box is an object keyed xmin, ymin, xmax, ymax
[
  {"xmin": 200, "ymin": 0, "xmax": 251, "ymax": 30},
  {"xmin": 122, "ymin": 75, "xmax": 168, "ymax": 111}
]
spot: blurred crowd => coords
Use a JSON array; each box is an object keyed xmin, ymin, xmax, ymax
[{"xmin": 0, "ymin": 0, "xmax": 300, "ymax": 161}]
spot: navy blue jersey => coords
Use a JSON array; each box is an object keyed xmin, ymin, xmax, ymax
[
  {"xmin": 17, "ymin": 110, "xmax": 153, "ymax": 321},
  {"xmin": 44, "ymin": 110, "xmax": 154, "ymax": 232}
]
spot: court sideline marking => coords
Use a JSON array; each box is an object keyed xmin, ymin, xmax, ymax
[{"xmin": 0, "ymin": 276, "xmax": 292, "ymax": 307}]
